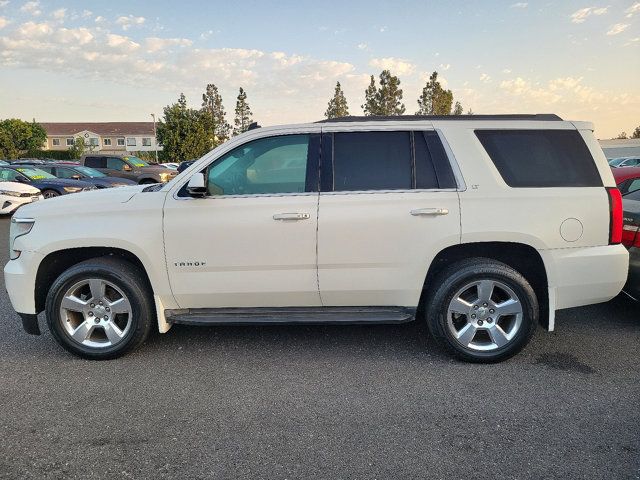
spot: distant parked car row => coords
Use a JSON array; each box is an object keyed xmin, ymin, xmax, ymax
[{"xmin": 608, "ymin": 156, "xmax": 640, "ymax": 168}]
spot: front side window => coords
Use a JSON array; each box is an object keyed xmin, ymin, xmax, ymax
[
  {"xmin": 206, "ymin": 134, "xmax": 310, "ymax": 196},
  {"xmin": 0, "ymin": 168, "xmax": 20, "ymax": 181},
  {"xmin": 332, "ymin": 131, "xmax": 412, "ymax": 191},
  {"xmin": 106, "ymin": 158, "xmax": 126, "ymax": 170},
  {"xmin": 475, "ymin": 129, "xmax": 602, "ymax": 188},
  {"xmin": 55, "ymin": 167, "xmax": 78, "ymax": 179},
  {"xmin": 626, "ymin": 178, "xmax": 640, "ymax": 195},
  {"xmin": 126, "ymin": 137, "xmax": 136, "ymax": 146}
]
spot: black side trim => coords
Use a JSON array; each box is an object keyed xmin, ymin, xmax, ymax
[
  {"xmin": 166, "ymin": 306, "xmax": 416, "ymax": 326},
  {"xmin": 319, "ymin": 133, "xmax": 334, "ymax": 193},
  {"xmin": 19, "ymin": 313, "xmax": 40, "ymax": 335},
  {"xmin": 422, "ymin": 131, "xmax": 457, "ymax": 189},
  {"xmin": 317, "ymin": 114, "xmax": 563, "ymax": 123},
  {"xmin": 305, "ymin": 133, "xmax": 321, "ymax": 193}
]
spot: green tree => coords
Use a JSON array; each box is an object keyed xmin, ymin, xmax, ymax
[
  {"xmin": 416, "ymin": 72, "xmax": 454, "ymax": 115},
  {"xmin": 453, "ymin": 101, "xmax": 464, "ymax": 115},
  {"xmin": 325, "ymin": 81, "xmax": 350, "ymax": 119},
  {"xmin": 631, "ymin": 126, "xmax": 640, "ymax": 139},
  {"xmin": 467, "ymin": 109, "xmax": 474, "ymax": 115},
  {"xmin": 157, "ymin": 93, "xmax": 210, "ymax": 162},
  {"xmin": 0, "ymin": 129, "xmax": 17, "ymax": 159},
  {"xmin": 201, "ymin": 83, "xmax": 230, "ymax": 148},
  {"xmin": 616, "ymin": 131, "xmax": 628, "ymax": 139},
  {"xmin": 0, "ymin": 118, "xmax": 47, "ymax": 155},
  {"xmin": 67, "ymin": 137, "xmax": 85, "ymax": 159},
  {"xmin": 233, "ymin": 87, "xmax": 253, "ymax": 136},
  {"xmin": 362, "ymin": 75, "xmax": 379, "ymax": 115}
]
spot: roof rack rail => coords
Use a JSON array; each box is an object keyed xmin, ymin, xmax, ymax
[{"xmin": 316, "ymin": 114, "xmax": 563, "ymax": 123}]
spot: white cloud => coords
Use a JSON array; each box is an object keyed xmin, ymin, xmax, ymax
[
  {"xmin": 479, "ymin": 73, "xmax": 491, "ymax": 83},
  {"xmin": 379, "ymin": 26, "xmax": 387, "ymax": 32},
  {"xmin": 107, "ymin": 33, "xmax": 140, "ymax": 50},
  {"xmin": 502, "ymin": 68, "xmax": 512, "ymax": 74},
  {"xmin": 607, "ymin": 23, "xmax": 629, "ymax": 35},
  {"xmin": 52, "ymin": 8, "xmax": 65, "ymax": 20},
  {"xmin": 357, "ymin": 42, "xmax": 368, "ymax": 50},
  {"xmin": 81, "ymin": 9, "xmax": 92, "ymax": 18},
  {"xmin": 200, "ymin": 29, "xmax": 214, "ymax": 40},
  {"xmin": 94, "ymin": 16, "xmax": 105, "ymax": 24},
  {"xmin": 570, "ymin": 6, "xmax": 608, "ymax": 23},
  {"xmin": 510, "ymin": 2, "xmax": 528, "ymax": 8},
  {"xmin": 145, "ymin": 36, "xmax": 192, "ymax": 53},
  {"xmin": 369, "ymin": 57, "xmax": 415, "ymax": 75},
  {"xmin": 115, "ymin": 15, "xmax": 145, "ymax": 31},
  {"xmin": 0, "ymin": 1, "xmax": 9, "ymax": 7},
  {"xmin": 17, "ymin": 20, "xmax": 51, "ymax": 37},
  {"xmin": 439, "ymin": 63, "xmax": 451, "ymax": 71},
  {"xmin": 56, "ymin": 27, "xmax": 93, "ymax": 45},
  {"xmin": 20, "ymin": 1, "xmax": 40, "ymax": 16},
  {"xmin": 0, "ymin": 16, "xmax": 7, "ymax": 29},
  {"xmin": 626, "ymin": 2, "xmax": 640, "ymax": 17}
]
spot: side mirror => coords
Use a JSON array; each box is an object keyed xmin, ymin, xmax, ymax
[
  {"xmin": 123, "ymin": 164, "xmax": 132, "ymax": 172},
  {"xmin": 72, "ymin": 174, "xmax": 82, "ymax": 180},
  {"xmin": 186, "ymin": 173, "xmax": 207, "ymax": 197}
]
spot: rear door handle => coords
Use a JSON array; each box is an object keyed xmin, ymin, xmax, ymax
[
  {"xmin": 410, "ymin": 208, "xmax": 449, "ymax": 216},
  {"xmin": 273, "ymin": 212, "xmax": 311, "ymax": 221}
]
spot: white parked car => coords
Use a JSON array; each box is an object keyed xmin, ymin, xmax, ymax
[
  {"xmin": 4, "ymin": 115, "xmax": 629, "ymax": 362},
  {"xmin": 0, "ymin": 181, "xmax": 42, "ymax": 215}
]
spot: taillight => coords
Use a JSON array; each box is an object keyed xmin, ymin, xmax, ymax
[
  {"xmin": 622, "ymin": 224, "xmax": 639, "ymax": 247},
  {"xmin": 607, "ymin": 187, "xmax": 623, "ymax": 245}
]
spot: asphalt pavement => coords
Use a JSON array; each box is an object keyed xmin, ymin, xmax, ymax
[{"xmin": 0, "ymin": 216, "xmax": 638, "ymax": 479}]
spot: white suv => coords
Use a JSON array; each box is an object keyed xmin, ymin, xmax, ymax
[{"xmin": 4, "ymin": 115, "xmax": 629, "ymax": 362}]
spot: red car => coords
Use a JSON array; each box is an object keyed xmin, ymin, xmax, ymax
[{"xmin": 612, "ymin": 166, "xmax": 640, "ymax": 195}]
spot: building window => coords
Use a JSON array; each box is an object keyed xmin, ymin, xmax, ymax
[
  {"xmin": 117, "ymin": 138, "xmax": 125, "ymax": 146},
  {"xmin": 126, "ymin": 137, "xmax": 136, "ymax": 146},
  {"xmin": 66, "ymin": 138, "xmax": 74, "ymax": 146},
  {"xmin": 103, "ymin": 138, "xmax": 112, "ymax": 146},
  {"xmin": 142, "ymin": 137, "xmax": 151, "ymax": 147},
  {"xmin": 52, "ymin": 138, "xmax": 60, "ymax": 146}
]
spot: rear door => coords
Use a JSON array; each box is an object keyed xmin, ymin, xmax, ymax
[
  {"xmin": 316, "ymin": 129, "xmax": 461, "ymax": 307},
  {"xmin": 83, "ymin": 157, "xmax": 109, "ymax": 175}
]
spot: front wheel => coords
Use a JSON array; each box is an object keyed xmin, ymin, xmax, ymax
[
  {"xmin": 42, "ymin": 189, "xmax": 59, "ymax": 199},
  {"xmin": 45, "ymin": 256, "xmax": 154, "ymax": 360},
  {"xmin": 425, "ymin": 258, "xmax": 538, "ymax": 363}
]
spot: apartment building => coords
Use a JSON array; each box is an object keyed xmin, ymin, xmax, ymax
[{"xmin": 41, "ymin": 122, "xmax": 162, "ymax": 153}]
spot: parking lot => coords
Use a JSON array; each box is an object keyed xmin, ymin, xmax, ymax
[{"xmin": 0, "ymin": 216, "xmax": 638, "ymax": 479}]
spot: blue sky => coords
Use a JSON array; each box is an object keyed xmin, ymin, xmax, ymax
[{"xmin": 0, "ymin": 0, "xmax": 638, "ymax": 137}]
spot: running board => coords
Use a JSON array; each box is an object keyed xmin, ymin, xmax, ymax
[{"xmin": 165, "ymin": 306, "xmax": 416, "ymax": 326}]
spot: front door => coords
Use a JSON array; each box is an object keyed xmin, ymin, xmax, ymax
[{"xmin": 163, "ymin": 132, "xmax": 321, "ymax": 308}]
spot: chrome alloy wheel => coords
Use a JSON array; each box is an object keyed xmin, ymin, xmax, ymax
[
  {"xmin": 446, "ymin": 279, "xmax": 523, "ymax": 352},
  {"xmin": 59, "ymin": 278, "xmax": 133, "ymax": 348}
]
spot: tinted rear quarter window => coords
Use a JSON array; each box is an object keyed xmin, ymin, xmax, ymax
[
  {"xmin": 475, "ymin": 129, "xmax": 602, "ymax": 188},
  {"xmin": 84, "ymin": 157, "xmax": 106, "ymax": 168}
]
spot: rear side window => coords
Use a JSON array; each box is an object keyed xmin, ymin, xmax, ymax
[
  {"xmin": 84, "ymin": 157, "xmax": 106, "ymax": 168},
  {"xmin": 475, "ymin": 130, "xmax": 602, "ymax": 188},
  {"xmin": 333, "ymin": 131, "xmax": 412, "ymax": 191}
]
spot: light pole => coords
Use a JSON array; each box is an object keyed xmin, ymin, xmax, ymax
[{"xmin": 151, "ymin": 113, "xmax": 158, "ymax": 163}]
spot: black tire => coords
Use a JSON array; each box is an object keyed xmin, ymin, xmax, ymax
[
  {"xmin": 425, "ymin": 257, "xmax": 538, "ymax": 363},
  {"xmin": 42, "ymin": 189, "xmax": 59, "ymax": 199},
  {"xmin": 45, "ymin": 256, "xmax": 154, "ymax": 360}
]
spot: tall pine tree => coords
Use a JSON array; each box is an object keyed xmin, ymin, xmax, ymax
[
  {"xmin": 201, "ymin": 83, "xmax": 230, "ymax": 148},
  {"xmin": 416, "ymin": 72, "xmax": 454, "ymax": 115},
  {"xmin": 452, "ymin": 101, "xmax": 464, "ymax": 115},
  {"xmin": 233, "ymin": 87, "xmax": 253, "ymax": 136},
  {"xmin": 325, "ymin": 82, "xmax": 350, "ymax": 119},
  {"xmin": 361, "ymin": 75, "xmax": 379, "ymax": 116},
  {"xmin": 376, "ymin": 70, "xmax": 405, "ymax": 115},
  {"xmin": 157, "ymin": 93, "xmax": 209, "ymax": 162}
]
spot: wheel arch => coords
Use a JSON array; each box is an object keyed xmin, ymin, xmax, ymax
[{"xmin": 420, "ymin": 241, "xmax": 550, "ymax": 329}]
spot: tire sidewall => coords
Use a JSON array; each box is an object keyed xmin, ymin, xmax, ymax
[{"xmin": 46, "ymin": 262, "xmax": 151, "ymax": 359}]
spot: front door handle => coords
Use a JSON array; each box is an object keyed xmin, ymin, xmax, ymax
[
  {"xmin": 273, "ymin": 212, "xmax": 311, "ymax": 221},
  {"xmin": 410, "ymin": 208, "xmax": 449, "ymax": 216}
]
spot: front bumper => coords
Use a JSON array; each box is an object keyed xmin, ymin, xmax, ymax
[
  {"xmin": 4, "ymin": 249, "xmax": 44, "ymax": 316},
  {"xmin": 624, "ymin": 246, "xmax": 640, "ymax": 301},
  {"xmin": 541, "ymin": 244, "xmax": 629, "ymax": 310}
]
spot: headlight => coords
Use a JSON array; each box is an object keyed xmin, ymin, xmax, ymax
[
  {"xmin": 0, "ymin": 190, "xmax": 24, "ymax": 197},
  {"xmin": 9, "ymin": 217, "xmax": 35, "ymax": 260},
  {"xmin": 63, "ymin": 186, "xmax": 82, "ymax": 193}
]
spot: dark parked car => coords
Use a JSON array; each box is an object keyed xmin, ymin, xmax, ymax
[
  {"xmin": 609, "ymin": 157, "xmax": 640, "ymax": 168},
  {"xmin": 0, "ymin": 166, "xmax": 95, "ymax": 198},
  {"xmin": 612, "ymin": 166, "xmax": 640, "ymax": 195},
  {"xmin": 177, "ymin": 160, "xmax": 196, "ymax": 173},
  {"xmin": 79, "ymin": 154, "xmax": 177, "ymax": 184},
  {"xmin": 32, "ymin": 164, "xmax": 136, "ymax": 189},
  {"xmin": 622, "ymin": 188, "xmax": 640, "ymax": 301}
]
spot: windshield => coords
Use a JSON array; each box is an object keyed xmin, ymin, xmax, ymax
[
  {"xmin": 123, "ymin": 156, "xmax": 149, "ymax": 167},
  {"xmin": 74, "ymin": 166, "xmax": 106, "ymax": 177},
  {"xmin": 609, "ymin": 158, "xmax": 627, "ymax": 167},
  {"xmin": 16, "ymin": 167, "xmax": 56, "ymax": 180}
]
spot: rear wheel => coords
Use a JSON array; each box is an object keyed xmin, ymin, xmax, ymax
[
  {"xmin": 42, "ymin": 189, "xmax": 59, "ymax": 198},
  {"xmin": 45, "ymin": 257, "xmax": 154, "ymax": 360},
  {"xmin": 425, "ymin": 258, "xmax": 538, "ymax": 363}
]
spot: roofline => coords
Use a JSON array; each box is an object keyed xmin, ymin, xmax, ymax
[{"xmin": 316, "ymin": 114, "xmax": 563, "ymax": 123}]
